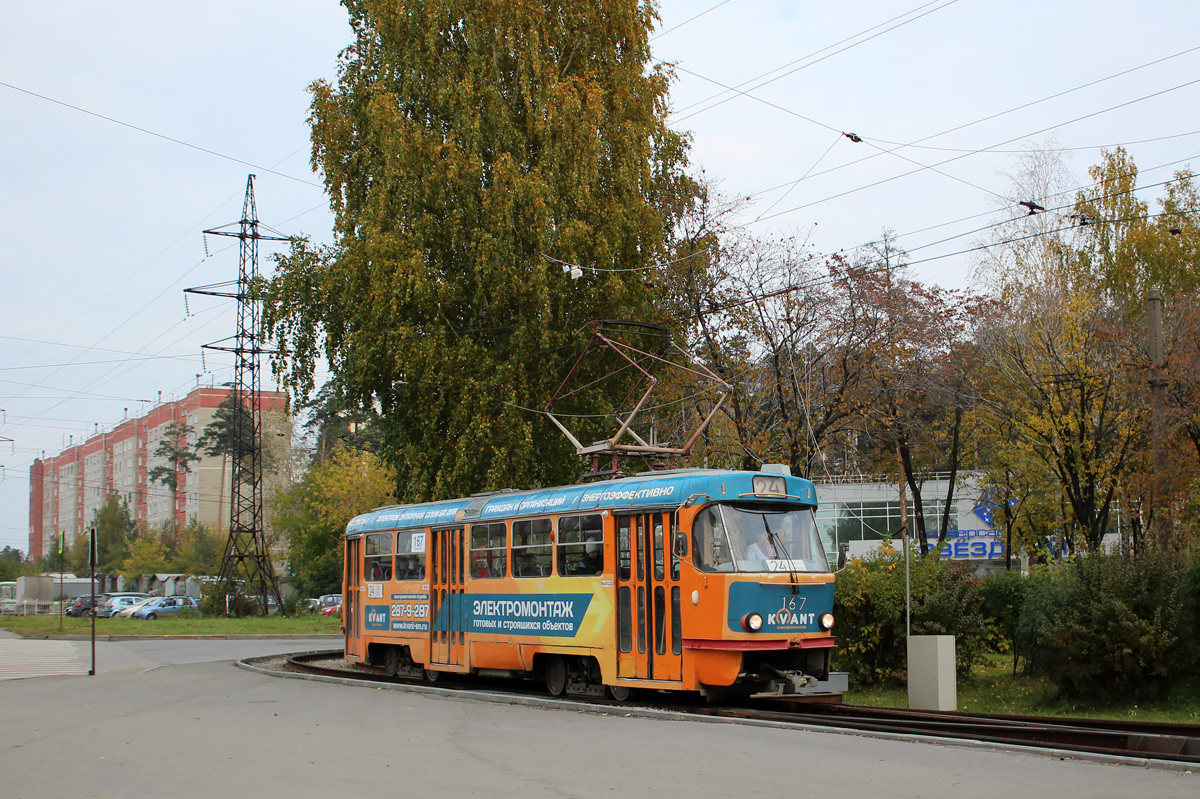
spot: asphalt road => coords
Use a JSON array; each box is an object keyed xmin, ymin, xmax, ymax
[{"xmin": 0, "ymin": 637, "xmax": 1194, "ymax": 798}]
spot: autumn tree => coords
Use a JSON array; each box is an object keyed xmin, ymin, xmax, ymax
[
  {"xmin": 968, "ymin": 300, "xmax": 1066, "ymax": 567},
  {"xmin": 837, "ymin": 234, "xmax": 980, "ymax": 555},
  {"xmin": 661, "ymin": 217, "xmax": 833, "ymax": 473},
  {"xmin": 301, "ymin": 381, "xmax": 383, "ymax": 466},
  {"xmin": 89, "ymin": 493, "xmax": 135, "ymax": 574},
  {"xmin": 121, "ymin": 534, "xmax": 168, "ymax": 581},
  {"xmin": 656, "ymin": 197, "xmax": 981, "ymax": 552},
  {"xmin": 1073, "ymin": 148, "xmax": 1200, "ymax": 302},
  {"xmin": 972, "ymin": 146, "xmax": 1153, "ymax": 553},
  {"xmin": 980, "ymin": 281, "xmax": 1148, "ymax": 553},
  {"xmin": 1072, "ymin": 150, "xmax": 1200, "ymax": 546},
  {"xmin": 0, "ymin": 546, "xmax": 26, "ymax": 581},
  {"xmin": 276, "ymin": 445, "xmax": 397, "ymax": 597},
  {"xmin": 263, "ymin": 1, "xmax": 693, "ymax": 502},
  {"xmin": 175, "ymin": 519, "xmax": 225, "ymax": 575},
  {"xmin": 655, "ymin": 186, "xmax": 895, "ymax": 481}
]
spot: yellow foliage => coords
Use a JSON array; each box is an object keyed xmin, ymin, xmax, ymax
[{"xmin": 308, "ymin": 446, "xmax": 397, "ymax": 531}]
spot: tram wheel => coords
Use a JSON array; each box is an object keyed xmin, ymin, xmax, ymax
[
  {"xmin": 608, "ymin": 685, "xmax": 633, "ymax": 702},
  {"xmin": 424, "ymin": 668, "xmax": 442, "ymax": 683},
  {"xmin": 544, "ymin": 655, "xmax": 567, "ymax": 697},
  {"xmin": 384, "ymin": 646, "xmax": 401, "ymax": 677}
]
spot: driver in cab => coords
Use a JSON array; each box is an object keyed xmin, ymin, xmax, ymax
[{"xmin": 745, "ymin": 529, "xmax": 777, "ymax": 560}]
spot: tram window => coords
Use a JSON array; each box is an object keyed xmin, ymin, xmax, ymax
[
  {"xmin": 394, "ymin": 531, "xmax": 426, "ymax": 580},
  {"xmin": 364, "ymin": 532, "xmax": 393, "ymax": 581},
  {"xmin": 557, "ymin": 514, "xmax": 604, "ymax": 576},
  {"xmin": 668, "ymin": 516, "xmax": 681, "ymax": 580},
  {"xmin": 671, "ymin": 586, "xmax": 682, "ymax": 655},
  {"xmin": 470, "ymin": 522, "xmax": 507, "ymax": 578},
  {"xmin": 654, "ymin": 585, "xmax": 666, "ymax": 655},
  {"xmin": 618, "ymin": 517, "xmax": 631, "ymax": 581},
  {"xmin": 691, "ymin": 507, "xmax": 734, "ymax": 572},
  {"xmin": 637, "ymin": 585, "xmax": 646, "ymax": 654},
  {"xmin": 431, "ymin": 531, "xmax": 439, "ymax": 583},
  {"xmin": 512, "ymin": 518, "xmax": 553, "ymax": 577},
  {"xmin": 618, "ymin": 586, "xmax": 632, "ymax": 653},
  {"xmin": 635, "ymin": 517, "xmax": 645, "ymax": 581},
  {"xmin": 653, "ymin": 517, "xmax": 665, "ymax": 580}
]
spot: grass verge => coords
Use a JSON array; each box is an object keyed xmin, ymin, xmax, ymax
[
  {"xmin": 1, "ymin": 613, "xmax": 342, "ymax": 639},
  {"xmin": 845, "ymin": 653, "xmax": 1200, "ymax": 724},
  {"xmin": 6, "ymin": 623, "xmax": 1195, "ymax": 723}
]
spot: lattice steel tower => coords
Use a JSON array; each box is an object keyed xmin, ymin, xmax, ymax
[{"xmin": 186, "ymin": 175, "xmax": 287, "ymax": 614}]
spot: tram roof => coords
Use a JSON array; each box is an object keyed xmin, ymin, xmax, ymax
[{"xmin": 345, "ymin": 468, "xmax": 818, "ymax": 536}]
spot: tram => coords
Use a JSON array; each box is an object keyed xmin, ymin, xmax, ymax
[{"xmin": 341, "ymin": 465, "xmax": 835, "ymax": 700}]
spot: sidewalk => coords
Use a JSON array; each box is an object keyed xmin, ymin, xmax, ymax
[
  {"xmin": 0, "ymin": 630, "xmax": 340, "ymax": 680},
  {"xmin": 0, "ymin": 637, "xmax": 89, "ymax": 680}
]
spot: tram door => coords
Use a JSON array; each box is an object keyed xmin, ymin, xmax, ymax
[
  {"xmin": 429, "ymin": 527, "xmax": 466, "ymax": 668},
  {"xmin": 616, "ymin": 513, "xmax": 682, "ymax": 682},
  {"xmin": 345, "ymin": 537, "xmax": 361, "ymax": 658}
]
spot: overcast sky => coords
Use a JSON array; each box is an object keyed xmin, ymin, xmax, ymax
[{"xmin": 2, "ymin": 0, "xmax": 1198, "ymax": 552}]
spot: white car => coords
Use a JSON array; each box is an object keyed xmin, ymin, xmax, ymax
[
  {"xmin": 116, "ymin": 596, "xmax": 159, "ymax": 618},
  {"xmin": 98, "ymin": 593, "xmax": 150, "ymax": 617}
]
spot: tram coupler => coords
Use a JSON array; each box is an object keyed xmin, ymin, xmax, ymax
[{"xmin": 762, "ymin": 664, "xmax": 817, "ymax": 694}]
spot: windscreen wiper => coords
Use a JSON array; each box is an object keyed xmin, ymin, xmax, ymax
[{"xmin": 763, "ymin": 516, "xmax": 799, "ymax": 594}]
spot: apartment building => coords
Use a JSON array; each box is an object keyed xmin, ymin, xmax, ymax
[{"xmin": 28, "ymin": 386, "xmax": 290, "ymax": 561}]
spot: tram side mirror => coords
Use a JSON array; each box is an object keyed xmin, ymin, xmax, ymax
[
  {"xmin": 836, "ymin": 545, "xmax": 848, "ymax": 571},
  {"xmin": 672, "ymin": 530, "xmax": 688, "ymax": 558}
]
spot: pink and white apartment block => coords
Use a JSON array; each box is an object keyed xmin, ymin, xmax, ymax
[{"xmin": 28, "ymin": 386, "xmax": 289, "ymax": 562}]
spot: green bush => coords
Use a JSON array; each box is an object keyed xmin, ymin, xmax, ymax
[
  {"xmin": 833, "ymin": 541, "xmax": 987, "ymax": 687},
  {"xmin": 198, "ymin": 581, "xmax": 262, "ymax": 618},
  {"xmin": 1180, "ymin": 550, "xmax": 1200, "ymax": 668},
  {"xmin": 980, "ymin": 567, "xmax": 1029, "ymax": 669},
  {"xmin": 912, "ymin": 563, "xmax": 989, "ymax": 679},
  {"xmin": 1017, "ymin": 551, "xmax": 1190, "ymax": 704}
]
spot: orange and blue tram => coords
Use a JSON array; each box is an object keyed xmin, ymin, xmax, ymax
[{"xmin": 341, "ymin": 466, "xmax": 835, "ymax": 700}]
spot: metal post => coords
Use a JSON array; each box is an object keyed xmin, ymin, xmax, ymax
[
  {"xmin": 898, "ymin": 446, "xmax": 910, "ymax": 637},
  {"xmin": 89, "ymin": 526, "xmax": 96, "ymax": 676},
  {"xmin": 59, "ymin": 531, "xmax": 64, "ymax": 631},
  {"xmin": 1148, "ymin": 289, "xmax": 1168, "ymax": 548}
]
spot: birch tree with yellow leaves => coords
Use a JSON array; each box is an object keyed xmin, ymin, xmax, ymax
[{"xmin": 262, "ymin": 1, "xmax": 693, "ymax": 501}]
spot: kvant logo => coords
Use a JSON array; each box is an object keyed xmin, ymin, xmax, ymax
[{"xmin": 364, "ymin": 605, "xmax": 389, "ymax": 631}]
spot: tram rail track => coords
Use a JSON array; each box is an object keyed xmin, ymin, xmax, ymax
[{"xmin": 265, "ymin": 649, "xmax": 1200, "ymax": 768}]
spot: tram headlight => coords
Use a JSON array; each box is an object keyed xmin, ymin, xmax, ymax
[
  {"xmin": 818, "ymin": 611, "xmax": 835, "ymax": 631},
  {"xmin": 741, "ymin": 612, "xmax": 764, "ymax": 632}
]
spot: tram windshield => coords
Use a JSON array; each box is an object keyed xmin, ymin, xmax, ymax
[{"xmin": 692, "ymin": 503, "xmax": 829, "ymax": 573}]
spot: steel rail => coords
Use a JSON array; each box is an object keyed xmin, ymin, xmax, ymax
[{"xmin": 278, "ymin": 651, "xmax": 1200, "ymax": 765}]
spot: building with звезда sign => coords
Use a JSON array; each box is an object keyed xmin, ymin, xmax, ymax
[{"xmin": 810, "ymin": 472, "xmax": 1125, "ymax": 575}]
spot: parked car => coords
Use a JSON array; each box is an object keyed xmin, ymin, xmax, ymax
[
  {"xmin": 64, "ymin": 596, "xmax": 100, "ymax": 617},
  {"xmin": 96, "ymin": 593, "xmax": 150, "ymax": 618},
  {"xmin": 318, "ymin": 594, "xmax": 342, "ymax": 616},
  {"xmin": 302, "ymin": 598, "xmax": 320, "ymax": 614},
  {"xmin": 131, "ymin": 595, "xmax": 199, "ymax": 619},
  {"xmin": 115, "ymin": 596, "xmax": 160, "ymax": 618}
]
